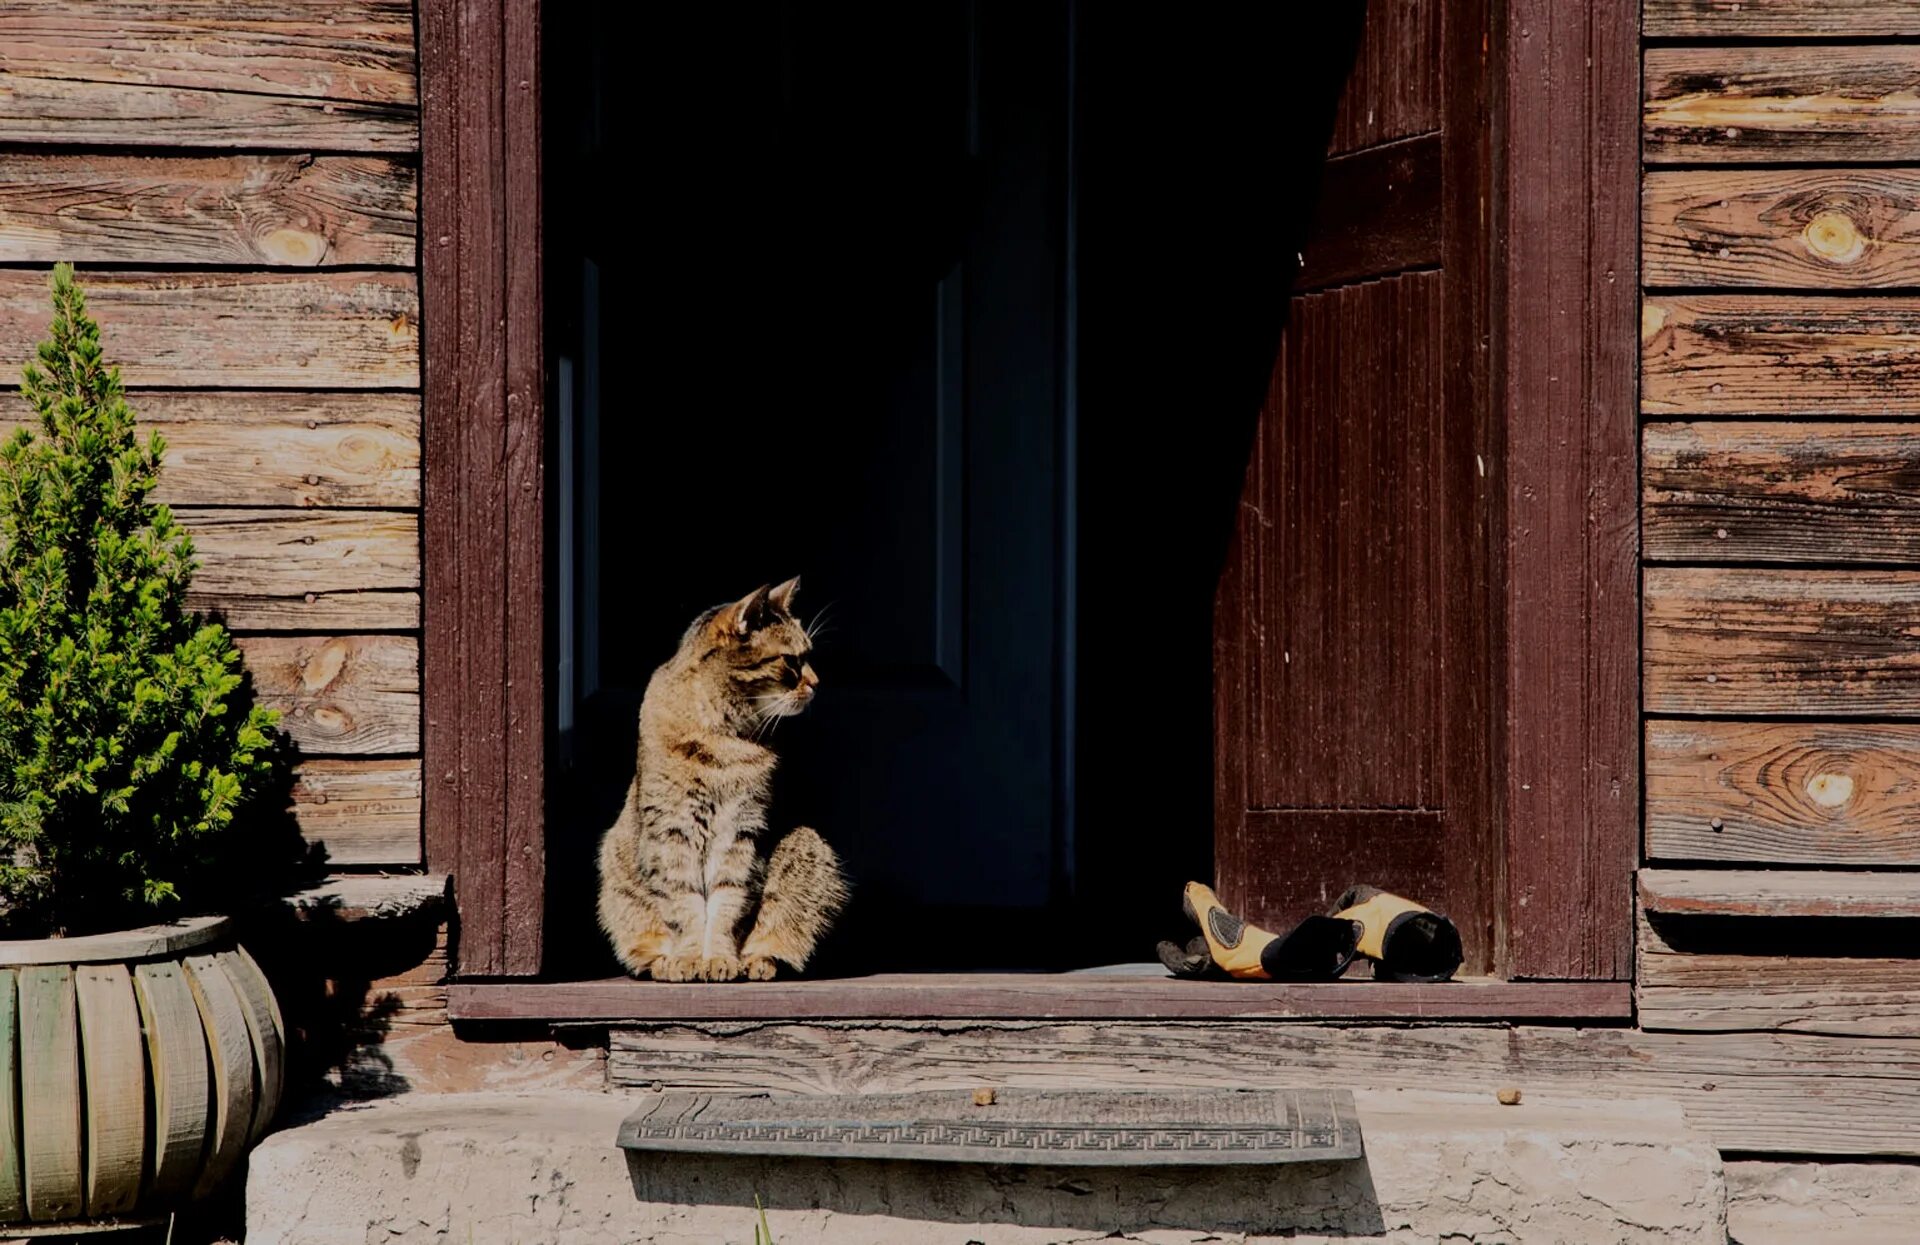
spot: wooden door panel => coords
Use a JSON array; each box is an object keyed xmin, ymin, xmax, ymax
[
  {"xmin": 1328, "ymin": 0, "xmax": 1439, "ymax": 155},
  {"xmin": 1248, "ymin": 274, "xmax": 1443, "ymax": 812}
]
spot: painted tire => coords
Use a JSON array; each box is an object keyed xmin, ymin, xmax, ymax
[{"xmin": 0, "ymin": 916, "xmax": 284, "ymax": 1225}]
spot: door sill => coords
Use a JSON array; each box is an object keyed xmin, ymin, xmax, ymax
[{"xmin": 447, "ymin": 963, "xmax": 1630, "ymax": 1023}]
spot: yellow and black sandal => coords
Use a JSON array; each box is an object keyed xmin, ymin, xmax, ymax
[
  {"xmin": 1157, "ymin": 882, "xmax": 1362, "ymax": 982},
  {"xmin": 1331, "ymin": 884, "xmax": 1462, "ymax": 982}
]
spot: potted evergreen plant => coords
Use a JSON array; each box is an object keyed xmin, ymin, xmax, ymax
[{"xmin": 0, "ymin": 266, "xmax": 290, "ymax": 1227}]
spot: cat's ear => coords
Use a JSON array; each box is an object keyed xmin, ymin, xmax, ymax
[
  {"xmin": 769, "ymin": 576, "xmax": 801, "ymax": 615},
  {"xmin": 715, "ymin": 584, "xmax": 773, "ymax": 638}
]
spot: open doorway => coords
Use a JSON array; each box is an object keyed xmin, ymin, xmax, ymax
[{"xmin": 541, "ymin": 2, "xmax": 1357, "ymax": 977}]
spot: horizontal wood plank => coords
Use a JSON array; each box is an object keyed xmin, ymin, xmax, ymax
[
  {"xmin": 606, "ymin": 1021, "xmax": 1920, "ymax": 1156},
  {"xmin": 449, "ymin": 976, "xmax": 1630, "ymax": 1024},
  {"xmin": 0, "ymin": 155, "xmax": 415, "ymax": 267},
  {"xmin": 1647, "ymin": 720, "xmax": 1920, "ymax": 864},
  {"xmin": 0, "ymin": 76, "xmax": 415, "ymax": 152},
  {"xmin": 1643, "ymin": 297, "xmax": 1920, "ymax": 417},
  {"xmin": 1645, "ymin": 1, "xmax": 1920, "ymax": 38},
  {"xmin": 1645, "ymin": 567, "xmax": 1920, "ymax": 716},
  {"xmin": 1646, "ymin": 48, "xmax": 1920, "ymax": 164},
  {"xmin": 0, "ymin": 1, "xmax": 416, "ymax": 104},
  {"xmin": 1644, "ymin": 169, "xmax": 1920, "ymax": 290},
  {"xmin": 178, "ymin": 508, "xmax": 418, "ymax": 632},
  {"xmin": 1639, "ymin": 912, "xmax": 1920, "ymax": 1038},
  {"xmin": 289, "ymin": 759, "xmax": 419, "ymax": 866},
  {"xmin": 1643, "ymin": 422, "xmax": 1920, "ymax": 563},
  {"xmin": 0, "ymin": 272, "xmax": 418, "ymax": 389},
  {"xmin": 237, "ymin": 634, "xmax": 417, "ymax": 756},
  {"xmin": 1641, "ymin": 868, "xmax": 1920, "ymax": 919},
  {"xmin": 119, "ymin": 392, "xmax": 414, "ymax": 507},
  {"xmin": 285, "ymin": 873, "xmax": 445, "ymax": 922}
]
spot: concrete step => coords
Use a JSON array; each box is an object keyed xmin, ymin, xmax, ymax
[
  {"xmin": 247, "ymin": 1088, "xmax": 1726, "ymax": 1244},
  {"xmin": 1728, "ymin": 1160, "xmax": 1920, "ymax": 1244}
]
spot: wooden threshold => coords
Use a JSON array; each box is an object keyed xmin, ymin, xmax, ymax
[
  {"xmin": 1639, "ymin": 867, "xmax": 1920, "ymax": 920},
  {"xmin": 447, "ymin": 966, "xmax": 1631, "ymax": 1024}
]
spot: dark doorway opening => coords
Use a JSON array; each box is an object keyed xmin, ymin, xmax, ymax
[{"xmin": 541, "ymin": 2, "xmax": 1356, "ymax": 977}]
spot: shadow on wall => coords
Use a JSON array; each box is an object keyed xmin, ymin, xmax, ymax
[{"xmin": 623, "ymin": 1151, "xmax": 1390, "ymax": 1240}]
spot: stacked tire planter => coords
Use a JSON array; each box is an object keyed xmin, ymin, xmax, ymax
[{"xmin": 0, "ymin": 916, "xmax": 283, "ymax": 1228}]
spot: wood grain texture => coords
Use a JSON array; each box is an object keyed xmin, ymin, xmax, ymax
[
  {"xmin": 1645, "ymin": 170, "xmax": 1920, "ymax": 291},
  {"xmin": 182, "ymin": 954, "xmax": 253, "ymax": 1198},
  {"xmin": 0, "ymin": 1, "xmax": 416, "ymax": 104},
  {"xmin": 420, "ymin": 0, "xmax": 546, "ymax": 976},
  {"xmin": 1295, "ymin": 135, "xmax": 1441, "ymax": 291},
  {"xmin": 502, "ymin": 0, "xmax": 547, "ymax": 988},
  {"xmin": 606, "ymin": 1020, "xmax": 1920, "ymax": 1156},
  {"xmin": 20, "ymin": 391, "xmax": 421, "ymax": 510},
  {"xmin": 0, "ymin": 271, "xmax": 418, "ymax": 390},
  {"xmin": 1645, "ymin": 48, "xmax": 1920, "ymax": 164},
  {"xmin": 1247, "ymin": 276, "xmax": 1443, "ymax": 815},
  {"xmin": 0, "ymin": 971, "xmax": 19, "ymax": 1220},
  {"xmin": 1645, "ymin": 0, "xmax": 1920, "ymax": 39},
  {"xmin": 291, "ymin": 759, "xmax": 421, "ymax": 866},
  {"xmin": 1644, "ymin": 297, "xmax": 1920, "ymax": 417},
  {"xmin": 1327, "ymin": 0, "xmax": 1437, "ymax": 154},
  {"xmin": 284, "ymin": 872, "xmax": 447, "ymax": 922},
  {"xmin": 17, "ymin": 965, "xmax": 80, "ymax": 1223},
  {"xmin": 0, "ymin": 917, "xmax": 228, "ymax": 969},
  {"xmin": 1643, "ymin": 422, "xmax": 1920, "ymax": 563},
  {"xmin": 72, "ymin": 965, "xmax": 143, "ymax": 1218},
  {"xmin": 217, "ymin": 950, "xmax": 282, "ymax": 1143},
  {"xmin": 1639, "ymin": 912, "xmax": 1920, "ymax": 1038},
  {"xmin": 1501, "ymin": 0, "xmax": 1641, "ymax": 981},
  {"xmin": 1645, "ymin": 568, "xmax": 1920, "ymax": 716},
  {"xmin": 1647, "ymin": 720, "xmax": 1920, "ymax": 864},
  {"xmin": 132, "ymin": 962, "xmax": 213, "ymax": 1203},
  {"xmin": 237, "ymin": 635, "xmax": 419, "ymax": 756},
  {"xmin": 0, "ymin": 154, "xmax": 416, "ymax": 267},
  {"xmin": 0, "ymin": 76, "xmax": 416, "ymax": 152},
  {"xmin": 1641, "ymin": 867, "xmax": 1920, "ymax": 918},
  {"xmin": 177, "ymin": 507, "xmax": 418, "ymax": 632},
  {"xmin": 451, "ymin": 976, "xmax": 1630, "ymax": 1024}
]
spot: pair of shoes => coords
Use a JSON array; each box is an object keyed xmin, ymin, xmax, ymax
[{"xmin": 1156, "ymin": 881, "xmax": 1462, "ymax": 983}]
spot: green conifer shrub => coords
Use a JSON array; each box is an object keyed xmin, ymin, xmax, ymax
[{"xmin": 0, "ymin": 264, "xmax": 293, "ymax": 936}]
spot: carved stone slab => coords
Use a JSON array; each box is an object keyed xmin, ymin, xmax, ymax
[{"xmin": 617, "ymin": 1088, "xmax": 1362, "ymax": 1166}]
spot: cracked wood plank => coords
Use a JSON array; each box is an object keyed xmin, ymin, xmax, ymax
[
  {"xmin": 177, "ymin": 507, "xmax": 418, "ymax": 632},
  {"xmin": 1644, "ymin": 169, "xmax": 1920, "ymax": 290},
  {"xmin": 237, "ymin": 634, "xmax": 417, "ymax": 756},
  {"xmin": 1646, "ymin": 48, "xmax": 1920, "ymax": 164},
  {"xmin": 1647, "ymin": 720, "xmax": 1920, "ymax": 865},
  {"xmin": 289, "ymin": 759, "xmax": 420, "ymax": 866},
  {"xmin": 1643, "ymin": 297, "xmax": 1920, "ymax": 417},
  {"xmin": 1645, "ymin": 567, "xmax": 1920, "ymax": 716},
  {"xmin": 1643, "ymin": 422, "xmax": 1920, "ymax": 563},
  {"xmin": 0, "ymin": 154, "xmax": 415, "ymax": 267},
  {"xmin": 0, "ymin": 272, "xmax": 418, "ymax": 389}
]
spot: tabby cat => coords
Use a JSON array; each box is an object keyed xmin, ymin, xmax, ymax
[{"xmin": 597, "ymin": 578, "xmax": 849, "ymax": 981}]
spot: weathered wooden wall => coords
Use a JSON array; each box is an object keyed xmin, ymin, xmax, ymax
[
  {"xmin": 1639, "ymin": 0, "xmax": 1920, "ymax": 1138},
  {"xmin": 0, "ymin": 2, "xmax": 422, "ymax": 870}
]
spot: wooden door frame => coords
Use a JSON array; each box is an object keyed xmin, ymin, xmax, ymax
[
  {"xmin": 1495, "ymin": 0, "xmax": 1640, "ymax": 979},
  {"xmin": 411, "ymin": 0, "xmax": 1639, "ymax": 985},
  {"xmin": 420, "ymin": 0, "xmax": 547, "ymax": 976}
]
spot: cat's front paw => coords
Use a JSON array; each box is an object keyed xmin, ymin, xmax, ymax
[
  {"xmin": 743, "ymin": 955, "xmax": 779, "ymax": 981},
  {"xmin": 649, "ymin": 955, "xmax": 701, "ymax": 982},
  {"xmin": 698, "ymin": 954, "xmax": 742, "ymax": 982}
]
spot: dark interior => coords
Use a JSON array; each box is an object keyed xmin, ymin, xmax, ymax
[{"xmin": 541, "ymin": 2, "xmax": 1360, "ymax": 976}]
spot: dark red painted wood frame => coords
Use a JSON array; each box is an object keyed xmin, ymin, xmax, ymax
[
  {"xmin": 1497, "ymin": 0, "xmax": 1640, "ymax": 979},
  {"xmin": 420, "ymin": 0, "xmax": 546, "ymax": 976},
  {"xmin": 411, "ymin": 0, "xmax": 1638, "ymax": 986}
]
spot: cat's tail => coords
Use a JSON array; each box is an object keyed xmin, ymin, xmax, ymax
[{"xmin": 741, "ymin": 826, "xmax": 848, "ymax": 974}]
